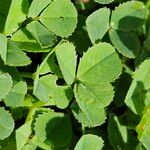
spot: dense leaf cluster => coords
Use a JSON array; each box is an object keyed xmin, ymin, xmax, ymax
[{"xmin": 0, "ymin": 0, "xmax": 150, "ymax": 149}]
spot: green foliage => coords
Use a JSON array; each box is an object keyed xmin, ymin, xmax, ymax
[
  {"xmin": 0, "ymin": 0, "xmax": 150, "ymax": 149},
  {"xmin": 74, "ymin": 134, "xmax": 104, "ymax": 150}
]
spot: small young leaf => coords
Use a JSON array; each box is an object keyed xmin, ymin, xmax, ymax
[
  {"xmin": 28, "ymin": 0, "xmax": 52, "ymax": 18},
  {"xmin": 0, "ymin": 108, "xmax": 14, "ymax": 140},
  {"xmin": 94, "ymin": 0, "xmax": 113, "ymax": 4},
  {"xmin": 125, "ymin": 59, "xmax": 150, "ymax": 115},
  {"xmin": 40, "ymin": 0, "xmax": 78, "ymax": 37},
  {"xmin": 74, "ymin": 134, "xmax": 104, "ymax": 150},
  {"xmin": 109, "ymin": 29, "xmax": 140, "ymax": 58},
  {"xmin": 86, "ymin": 8, "xmax": 110, "ymax": 44},
  {"xmin": 111, "ymin": 1, "xmax": 148, "ymax": 31},
  {"xmin": 55, "ymin": 42, "xmax": 77, "ymax": 85},
  {"xmin": 26, "ymin": 21, "xmax": 58, "ymax": 48},
  {"xmin": 0, "ymin": 73, "xmax": 13, "ymax": 99}
]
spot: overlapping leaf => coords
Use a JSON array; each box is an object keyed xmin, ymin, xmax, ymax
[
  {"xmin": 125, "ymin": 59, "xmax": 150, "ymax": 116},
  {"xmin": 33, "ymin": 74, "xmax": 73, "ymax": 109},
  {"xmin": 34, "ymin": 112, "xmax": 72, "ymax": 148},
  {"xmin": 55, "ymin": 42, "xmax": 77, "ymax": 85},
  {"xmin": 26, "ymin": 21, "xmax": 58, "ymax": 48},
  {"xmin": 28, "ymin": 0, "xmax": 52, "ymax": 18},
  {"xmin": 4, "ymin": 0, "xmax": 29, "ymax": 35},
  {"xmin": 109, "ymin": 29, "xmax": 140, "ymax": 58}
]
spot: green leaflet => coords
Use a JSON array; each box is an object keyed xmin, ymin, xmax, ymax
[
  {"xmin": 109, "ymin": 29, "xmax": 140, "ymax": 58},
  {"xmin": 6, "ymin": 40, "xmax": 31, "ymax": 66},
  {"xmin": 40, "ymin": 0, "xmax": 78, "ymax": 37},
  {"xmin": 74, "ymin": 134, "xmax": 104, "ymax": 150},
  {"xmin": 72, "ymin": 88, "xmax": 107, "ymax": 127},
  {"xmin": 0, "ymin": 108, "xmax": 14, "ymax": 140},
  {"xmin": 4, "ymin": 0, "xmax": 29, "ymax": 35},
  {"xmin": 3, "ymin": 81, "xmax": 27, "ymax": 107},
  {"xmin": 86, "ymin": 8, "xmax": 110, "ymax": 44},
  {"xmin": 28, "ymin": 0, "xmax": 52, "ymax": 18},
  {"xmin": 33, "ymin": 74, "xmax": 73, "ymax": 109},
  {"xmin": 111, "ymin": 1, "xmax": 148, "ymax": 31},
  {"xmin": 34, "ymin": 112, "xmax": 72, "ymax": 148},
  {"xmin": 0, "ymin": 33, "xmax": 7, "ymax": 62},
  {"xmin": 55, "ymin": 42, "xmax": 77, "ymax": 85},
  {"xmin": 11, "ymin": 28, "xmax": 51, "ymax": 53},
  {"xmin": 136, "ymin": 106, "xmax": 150, "ymax": 150},
  {"xmin": 125, "ymin": 59, "xmax": 150, "ymax": 116},
  {"xmin": 26, "ymin": 21, "xmax": 58, "ymax": 48},
  {"xmin": 16, "ymin": 121, "xmax": 32, "ymax": 150},
  {"xmin": 77, "ymin": 42, "xmax": 122, "ymax": 84},
  {"xmin": 0, "ymin": 73, "xmax": 13, "ymax": 100},
  {"xmin": 0, "ymin": 34, "xmax": 31, "ymax": 66}
]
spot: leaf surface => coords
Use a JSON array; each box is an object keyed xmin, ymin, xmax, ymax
[
  {"xmin": 111, "ymin": 1, "xmax": 148, "ymax": 31},
  {"xmin": 0, "ymin": 108, "xmax": 14, "ymax": 140},
  {"xmin": 86, "ymin": 8, "xmax": 110, "ymax": 44},
  {"xmin": 74, "ymin": 134, "xmax": 104, "ymax": 150},
  {"xmin": 40, "ymin": 0, "xmax": 77, "ymax": 37},
  {"xmin": 55, "ymin": 42, "xmax": 76, "ymax": 85}
]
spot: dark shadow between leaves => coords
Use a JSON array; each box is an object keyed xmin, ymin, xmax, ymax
[
  {"xmin": 44, "ymin": 115, "xmax": 71, "ymax": 147},
  {"xmin": 118, "ymin": 16, "xmax": 145, "ymax": 31}
]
